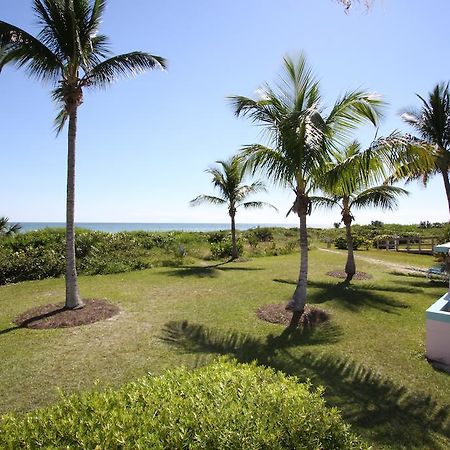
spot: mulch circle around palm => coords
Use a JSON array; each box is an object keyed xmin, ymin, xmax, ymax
[
  {"xmin": 14, "ymin": 299, "xmax": 120, "ymax": 330},
  {"xmin": 326, "ymin": 270, "xmax": 372, "ymax": 280},
  {"xmin": 257, "ymin": 303, "xmax": 329, "ymax": 327}
]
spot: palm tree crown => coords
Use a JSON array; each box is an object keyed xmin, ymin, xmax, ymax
[
  {"xmin": 0, "ymin": 217, "xmax": 21, "ymax": 236},
  {"xmin": 399, "ymin": 83, "xmax": 450, "ymax": 214},
  {"xmin": 190, "ymin": 155, "xmax": 276, "ymax": 259},
  {"xmin": 0, "ymin": 0, "xmax": 166, "ymax": 131}
]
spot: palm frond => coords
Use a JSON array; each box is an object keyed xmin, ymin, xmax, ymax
[
  {"xmin": 368, "ymin": 132, "xmax": 437, "ymax": 181},
  {"xmin": 239, "ymin": 201, "xmax": 278, "ymax": 212},
  {"xmin": 189, "ymin": 195, "xmax": 227, "ymax": 207},
  {"xmin": 82, "ymin": 52, "xmax": 166, "ymax": 88},
  {"xmin": 0, "ymin": 20, "xmax": 62, "ymax": 80},
  {"xmin": 237, "ymin": 180, "xmax": 267, "ymax": 198},
  {"xmin": 240, "ymin": 144, "xmax": 295, "ymax": 188},
  {"xmin": 325, "ymin": 90, "xmax": 385, "ymax": 146},
  {"xmin": 350, "ymin": 185, "xmax": 408, "ymax": 211},
  {"xmin": 319, "ymin": 140, "xmax": 386, "ymax": 195},
  {"xmin": 309, "ymin": 196, "xmax": 339, "ymax": 210}
]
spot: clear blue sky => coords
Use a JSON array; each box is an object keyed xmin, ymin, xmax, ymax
[{"xmin": 2, "ymin": 0, "xmax": 450, "ymax": 226}]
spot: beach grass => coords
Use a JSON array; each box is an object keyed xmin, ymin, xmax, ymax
[{"xmin": 1, "ymin": 247, "xmax": 449, "ymax": 449}]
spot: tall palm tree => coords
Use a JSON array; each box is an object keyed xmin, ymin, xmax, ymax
[
  {"xmin": 0, "ymin": 0, "xmax": 166, "ymax": 309},
  {"xmin": 190, "ymin": 155, "xmax": 276, "ymax": 259},
  {"xmin": 0, "ymin": 217, "xmax": 21, "ymax": 236},
  {"xmin": 312, "ymin": 141, "xmax": 407, "ymax": 284},
  {"xmin": 230, "ymin": 55, "xmax": 383, "ymax": 327},
  {"xmin": 400, "ymin": 83, "xmax": 450, "ymax": 216}
]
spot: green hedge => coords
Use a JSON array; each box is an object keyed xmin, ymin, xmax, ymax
[
  {"xmin": 0, "ymin": 359, "xmax": 365, "ymax": 449},
  {"xmin": 0, "ymin": 229, "xmax": 210, "ymax": 284}
]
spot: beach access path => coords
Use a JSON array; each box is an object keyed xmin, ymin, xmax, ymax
[{"xmin": 318, "ymin": 248, "xmax": 428, "ymax": 276}]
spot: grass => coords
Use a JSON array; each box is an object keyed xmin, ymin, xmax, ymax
[{"xmin": 1, "ymin": 247, "xmax": 450, "ymax": 449}]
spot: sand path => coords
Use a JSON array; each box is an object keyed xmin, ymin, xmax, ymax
[{"xmin": 318, "ymin": 247, "xmax": 429, "ymax": 275}]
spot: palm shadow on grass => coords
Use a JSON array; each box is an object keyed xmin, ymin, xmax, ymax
[
  {"xmin": 164, "ymin": 262, "xmax": 264, "ymax": 278},
  {"xmin": 162, "ymin": 319, "xmax": 342, "ymax": 360},
  {"xmin": 0, "ymin": 306, "xmax": 67, "ymax": 336},
  {"xmin": 389, "ymin": 271, "xmax": 448, "ymax": 289},
  {"xmin": 273, "ymin": 279, "xmax": 409, "ymax": 314},
  {"xmin": 161, "ymin": 320, "xmax": 450, "ymax": 449}
]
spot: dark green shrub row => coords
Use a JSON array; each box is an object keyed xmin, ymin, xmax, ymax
[
  {"xmin": 0, "ymin": 359, "xmax": 366, "ymax": 449},
  {"xmin": 0, "ymin": 229, "xmax": 209, "ymax": 284}
]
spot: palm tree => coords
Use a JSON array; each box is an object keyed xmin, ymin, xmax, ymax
[
  {"xmin": 0, "ymin": 217, "xmax": 21, "ymax": 236},
  {"xmin": 312, "ymin": 141, "xmax": 407, "ymax": 284},
  {"xmin": 400, "ymin": 83, "xmax": 450, "ymax": 216},
  {"xmin": 230, "ymin": 55, "xmax": 383, "ymax": 327},
  {"xmin": 0, "ymin": 0, "xmax": 166, "ymax": 309},
  {"xmin": 190, "ymin": 156, "xmax": 276, "ymax": 259}
]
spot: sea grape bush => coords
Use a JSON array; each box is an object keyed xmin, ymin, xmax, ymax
[{"xmin": 0, "ymin": 359, "xmax": 366, "ymax": 449}]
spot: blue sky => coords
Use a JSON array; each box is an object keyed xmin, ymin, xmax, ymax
[{"xmin": 1, "ymin": 0, "xmax": 450, "ymax": 226}]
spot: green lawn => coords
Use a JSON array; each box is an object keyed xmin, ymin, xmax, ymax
[{"xmin": 1, "ymin": 248, "xmax": 450, "ymax": 449}]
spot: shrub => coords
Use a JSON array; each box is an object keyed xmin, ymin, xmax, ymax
[
  {"xmin": 247, "ymin": 227, "xmax": 274, "ymax": 242},
  {"xmin": 0, "ymin": 229, "xmax": 206, "ymax": 284},
  {"xmin": 0, "ymin": 247, "xmax": 65, "ymax": 284},
  {"xmin": 0, "ymin": 359, "xmax": 366, "ymax": 449},
  {"xmin": 334, "ymin": 237, "xmax": 348, "ymax": 250},
  {"xmin": 206, "ymin": 231, "xmax": 228, "ymax": 244},
  {"xmin": 334, "ymin": 235, "xmax": 371, "ymax": 251},
  {"xmin": 352, "ymin": 235, "xmax": 372, "ymax": 251},
  {"xmin": 210, "ymin": 236, "xmax": 243, "ymax": 259}
]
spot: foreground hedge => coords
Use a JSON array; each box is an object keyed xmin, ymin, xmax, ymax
[{"xmin": 0, "ymin": 359, "xmax": 366, "ymax": 449}]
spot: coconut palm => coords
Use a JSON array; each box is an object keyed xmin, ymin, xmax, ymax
[
  {"xmin": 230, "ymin": 55, "xmax": 384, "ymax": 327},
  {"xmin": 0, "ymin": 0, "xmax": 166, "ymax": 309},
  {"xmin": 0, "ymin": 217, "xmax": 21, "ymax": 236},
  {"xmin": 312, "ymin": 141, "xmax": 407, "ymax": 284},
  {"xmin": 399, "ymin": 83, "xmax": 450, "ymax": 216},
  {"xmin": 190, "ymin": 156, "xmax": 276, "ymax": 259}
]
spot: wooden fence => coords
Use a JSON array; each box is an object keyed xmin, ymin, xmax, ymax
[{"xmin": 375, "ymin": 236, "xmax": 439, "ymax": 254}]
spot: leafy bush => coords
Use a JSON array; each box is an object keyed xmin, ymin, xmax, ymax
[
  {"xmin": 210, "ymin": 236, "xmax": 243, "ymax": 259},
  {"xmin": 0, "ymin": 229, "xmax": 206, "ymax": 284},
  {"xmin": 0, "ymin": 359, "xmax": 366, "ymax": 449},
  {"xmin": 206, "ymin": 231, "xmax": 228, "ymax": 244},
  {"xmin": 247, "ymin": 227, "xmax": 274, "ymax": 242},
  {"xmin": 353, "ymin": 235, "xmax": 372, "ymax": 250},
  {"xmin": 0, "ymin": 247, "xmax": 65, "ymax": 284},
  {"xmin": 334, "ymin": 235, "xmax": 371, "ymax": 251}
]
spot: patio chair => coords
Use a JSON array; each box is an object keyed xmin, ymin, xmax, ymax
[{"xmin": 426, "ymin": 264, "xmax": 448, "ymax": 279}]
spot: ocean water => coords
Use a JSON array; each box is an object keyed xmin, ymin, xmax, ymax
[{"xmin": 18, "ymin": 222, "xmax": 304, "ymax": 233}]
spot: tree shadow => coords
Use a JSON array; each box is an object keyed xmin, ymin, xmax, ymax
[
  {"xmin": 0, "ymin": 325, "xmax": 20, "ymax": 336},
  {"xmin": 161, "ymin": 320, "xmax": 342, "ymax": 361},
  {"xmin": 273, "ymin": 279, "xmax": 409, "ymax": 314},
  {"xmin": 0, "ymin": 306, "xmax": 67, "ymax": 336},
  {"xmin": 389, "ymin": 271, "xmax": 448, "ymax": 289},
  {"xmin": 282, "ymin": 351, "xmax": 450, "ymax": 448},
  {"xmin": 165, "ymin": 264, "xmax": 263, "ymax": 278},
  {"xmin": 160, "ymin": 320, "xmax": 450, "ymax": 449}
]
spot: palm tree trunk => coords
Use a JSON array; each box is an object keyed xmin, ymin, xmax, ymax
[
  {"xmin": 441, "ymin": 169, "xmax": 450, "ymax": 218},
  {"xmin": 230, "ymin": 213, "xmax": 238, "ymax": 259},
  {"xmin": 65, "ymin": 105, "xmax": 83, "ymax": 309},
  {"xmin": 344, "ymin": 218, "xmax": 356, "ymax": 284},
  {"xmin": 287, "ymin": 197, "xmax": 308, "ymax": 328}
]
